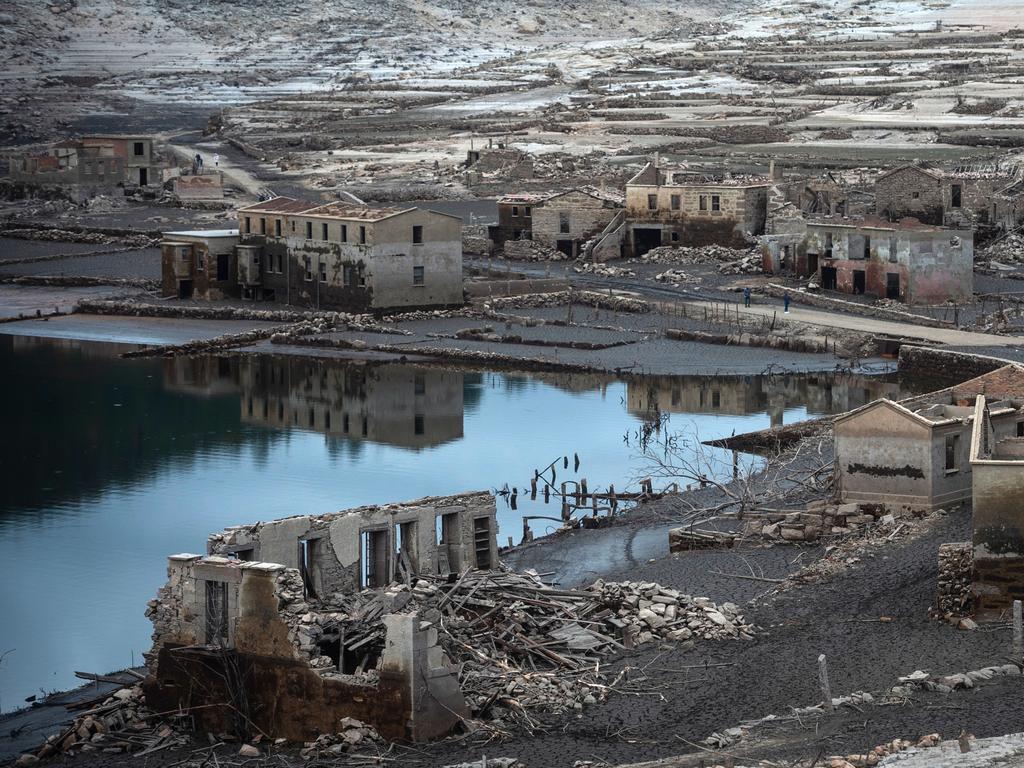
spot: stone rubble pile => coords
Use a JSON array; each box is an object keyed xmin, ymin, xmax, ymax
[
  {"xmin": 19, "ymin": 685, "xmax": 187, "ymax": 764},
  {"xmin": 717, "ymin": 252, "xmax": 763, "ymax": 275},
  {"xmin": 976, "ymin": 232, "xmax": 1024, "ymax": 272},
  {"xmin": 890, "ymin": 664, "xmax": 1021, "ymax": 697},
  {"xmin": 654, "ymin": 268, "xmax": 701, "ymax": 286},
  {"xmin": 501, "ymin": 239, "xmax": 570, "ymax": 261},
  {"xmin": 933, "ymin": 542, "xmax": 972, "ymax": 620},
  {"xmin": 270, "ymin": 569, "xmax": 753, "ymax": 728},
  {"xmin": 483, "ymin": 290, "xmax": 649, "ymax": 313},
  {"xmin": 741, "ymin": 501, "xmax": 917, "ymax": 543},
  {"xmin": 0, "ymin": 227, "xmax": 157, "ymax": 248},
  {"xmin": 573, "ymin": 262, "xmax": 635, "ymax": 278},
  {"xmin": 298, "ymin": 718, "xmax": 382, "ymax": 759},
  {"xmin": 636, "ymin": 244, "xmax": 751, "ymax": 265}
]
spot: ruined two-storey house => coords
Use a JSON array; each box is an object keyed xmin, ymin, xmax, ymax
[
  {"xmin": 162, "ymin": 198, "xmax": 464, "ymax": 312},
  {"xmin": 624, "ymin": 162, "xmax": 769, "ymax": 255}
]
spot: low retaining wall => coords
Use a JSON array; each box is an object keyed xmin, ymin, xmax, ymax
[
  {"xmin": 465, "ymin": 278, "xmax": 569, "ymax": 298},
  {"xmin": 665, "ymin": 327, "xmax": 844, "ymax": 356},
  {"xmin": 897, "ymin": 346, "xmax": 1009, "ymax": 380},
  {"xmin": 763, "ymin": 284, "xmax": 954, "ymax": 330}
]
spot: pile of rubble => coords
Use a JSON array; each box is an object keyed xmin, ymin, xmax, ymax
[
  {"xmin": 21, "ymin": 684, "xmax": 187, "ymax": 763},
  {"xmin": 484, "ymin": 291, "xmax": 649, "ymax": 313},
  {"xmin": 827, "ymin": 735, "xmax": 942, "ymax": 768},
  {"xmin": 717, "ymin": 252, "xmax": 763, "ymax": 275},
  {"xmin": 654, "ymin": 268, "xmax": 701, "ymax": 286},
  {"xmin": 636, "ymin": 244, "xmax": 751, "ymax": 266},
  {"xmin": 573, "ymin": 262, "xmax": 635, "ymax": 278},
  {"xmin": 741, "ymin": 501, "xmax": 908, "ymax": 543},
  {"xmin": 0, "ymin": 227, "xmax": 157, "ymax": 248},
  {"xmin": 299, "ymin": 718, "xmax": 382, "ymax": 759},
  {"xmin": 976, "ymin": 231, "xmax": 1024, "ymax": 272},
  {"xmin": 502, "ymin": 239, "xmax": 569, "ymax": 261},
  {"xmin": 272, "ymin": 569, "xmax": 753, "ymax": 726},
  {"xmin": 933, "ymin": 542, "xmax": 972, "ymax": 620}
]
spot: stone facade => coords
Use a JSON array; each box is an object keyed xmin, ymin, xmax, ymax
[
  {"xmin": 531, "ymin": 188, "xmax": 624, "ymax": 259},
  {"xmin": 789, "ymin": 217, "xmax": 973, "ymax": 304},
  {"xmin": 875, "ymin": 164, "xmax": 1019, "ymax": 229},
  {"xmin": 970, "ymin": 395, "xmax": 1024, "ymax": 617},
  {"xmin": 206, "ymin": 491, "xmax": 499, "ymax": 592},
  {"xmin": 160, "ymin": 230, "xmax": 241, "ymax": 300},
  {"xmin": 236, "ymin": 198, "xmax": 463, "ymax": 311},
  {"xmin": 835, "ymin": 397, "xmax": 1024, "ymax": 511},
  {"xmin": 144, "ymin": 555, "xmax": 468, "ymax": 742},
  {"xmin": 624, "ymin": 162, "xmax": 768, "ymax": 254},
  {"xmin": 487, "ymin": 193, "xmax": 548, "ymax": 253}
]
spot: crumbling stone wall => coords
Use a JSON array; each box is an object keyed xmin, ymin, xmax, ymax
[
  {"xmin": 876, "ymin": 167, "xmax": 945, "ymax": 225},
  {"xmin": 207, "ymin": 492, "xmax": 499, "ymax": 591},
  {"xmin": 532, "ymin": 190, "xmax": 621, "ymax": 256},
  {"xmin": 897, "ymin": 347, "xmax": 1007, "ymax": 381},
  {"xmin": 144, "ymin": 555, "xmax": 468, "ymax": 741},
  {"xmin": 936, "ymin": 542, "xmax": 973, "ymax": 617}
]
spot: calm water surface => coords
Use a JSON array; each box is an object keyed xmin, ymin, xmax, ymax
[{"xmin": 0, "ymin": 335, "xmax": 905, "ymax": 711}]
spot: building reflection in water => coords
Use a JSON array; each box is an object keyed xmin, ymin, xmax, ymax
[
  {"xmin": 164, "ymin": 356, "xmax": 464, "ymax": 449},
  {"xmin": 626, "ymin": 372, "xmax": 904, "ymax": 427}
]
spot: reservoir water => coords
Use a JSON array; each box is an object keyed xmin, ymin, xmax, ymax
[{"xmin": 0, "ymin": 334, "xmax": 905, "ymax": 711}]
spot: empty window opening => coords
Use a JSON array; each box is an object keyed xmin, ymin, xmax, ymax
[
  {"xmin": 322, "ymin": 222, "xmax": 329, "ymax": 241},
  {"xmin": 889, "ymin": 237, "xmax": 897, "ymax": 263},
  {"xmin": 341, "ymin": 224, "xmax": 348, "ymax": 242},
  {"xmin": 670, "ymin": 194, "xmax": 681, "ymax": 211},
  {"xmin": 524, "ymin": 206, "xmax": 532, "ymax": 218},
  {"xmin": 711, "ymin": 195, "xmax": 721, "ymax": 212},
  {"xmin": 951, "ymin": 184, "xmax": 962, "ymax": 209},
  {"xmin": 359, "ymin": 226, "xmax": 366, "ymax": 245},
  {"xmin": 133, "ymin": 142, "xmax": 145, "ymax": 156},
  {"xmin": 945, "ymin": 433, "xmax": 961, "ymax": 472},
  {"xmin": 699, "ymin": 195, "xmax": 707, "ymax": 211},
  {"xmin": 324, "ymin": 410, "xmax": 331, "ymax": 430},
  {"xmin": 204, "ymin": 580, "xmax": 229, "ymax": 646},
  {"xmin": 824, "ymin": 232, "xmax": 833, "ymax": 257},
  {"xmin": 275, "ymin": 219, "xmax": 282, "ymax": 237},
  {"xmin": 863, "ymin": 235, "xmax": 871, "ymax": 260},
  {"xmin": 304, "ymin": 257, "xmax": 312, "ymax": 281},
  {"xmin": 647, "ymin": 194, "xmax": 658, "ymax": 210},
  {"xmin": 412, "ymin": 225, "xmax": 423, "ymax": 244},
  {"xmin": 306, "ymin": 221, "xmax": 313, "ymax": 239},
  {"xmin": 414, "ymin": 374, "xmax": 426, "ymax": 395},
  {"xmin": 362, "ymin": 416, "xmax": 368, "ymax": 436},
  {"xmin": 343, "ymin": 413, "xmax": 350, "ymax": 433},
  {"xmin": 244, "ymin": 216, "xmax": 251, "ymax": 234},
  {"xmin": 413, "ymin": 265, "xmax": 425, "ymax": 285},
  {"xmin": 511, "ymin": 206, "xmax": 519, "ymax": 217},
  {"xmin": 260, "ymin": 218, "xmax": 267, "ymax": 235},
  {"xmin": 319, "ymin": 260, "xmax": 327, "ymax": 283},
  {"xmin": 1018, "ymin": 421, "xmax": 1024, "ymax": 437},
  {"xmin": 360, "ymin": 529, "xmax": 389, "ymax": 589},
  {"xmin": 414, "ymin": 414, "xmax": 425, "ymax": 435},
  {"xmin": 559, "ymin": 212, "xmax": 570, "ymax": 234},
  {"xmin": 473, "ymin": 517, "xmax": 493, "ymax": 570},
  {"xmin": 671, "ymin": 232, "xmax": 679, "ymax": 242},
  {"xmin": 712, "ymin": 390, "xmax": 721, "ymax": 409}
]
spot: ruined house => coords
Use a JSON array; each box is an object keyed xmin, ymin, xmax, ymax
[
  {"xmin": 531, "ymin": 188, "xmax": 625, "ymax": 260},
  {"xmin": 143, "ymin": 493, "xmax": 498, "ymax": 741},
  {"xmin": 160, "ymin": 229, "xmax": 242, "ymax": 300},
  {"xmin": 875, "ymin": 163, "xmax": 1023, "ymax": 230},
  {"xmin": 969, "ymin": 395, "xmax": 1024, "ymax": 617},
  {"xmin": 205, "ymin": 492, "xmax": 499, "ymax": 591},
  {"xmin": 236, "ymin": 198, "xmax": 463, "ymax": 311},
  {"xmin": 9, "ymin": 135, "xmax": 167, "ymax": 200},
  {"xmin": 764, "ymin": 216, "xmax": 972, "ymax": 304},
  {"xmin": 835, "ymin": 391, "xmax": 1024, "ymax": 511},
  {"xmin": 624, "ymin": 162, "xmax": 768, "ymax": 255},
  {"xmin": 487, "ymin": 193, "xmax": 549, "ymax": 253}
]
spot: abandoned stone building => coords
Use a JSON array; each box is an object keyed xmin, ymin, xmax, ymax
[
  {"xmin": 160, "ymin": 230, "xmax": 242, "ymax": 300},
  {"xmin": 9, "ymin": 135, "xmax": 167, "ymax": 200},
  {"xmin": 835, "ymin": 386, "xmax": 1024, "ymax": 511},
  {"xmin": 764, "ymin": 216, "xmax": 973, "ymax": 304},
  {"xmin": 236, "ymin": 198, "xmax": 463, "ymax": 311},
  {"xmin": 875, "ymin": 163, "xmax": 1024, "ymax": 230},
  {"xmin": 238, "ymin": 358, "xmax": 464, "ymax": 449},
  {"xmin": 161, "ymin": 199, "xmax": 464, "ymax": 311},
  {"xmin": 144, "ymin": 556, "xmax": 468, "ymax": 742},
  {"xmin": 206, "ymin": 492, "xmax": 499, "ymax": 594},
  {"xmin": 624, "ymin": 162, "xmax": 769, "ymax": 255},
  {"xmin": 487, "ymin": 192, "xmax": 549, "ymax": 252},
  {"xmin": 969, "ymin": 395, "xmax": 1024, "ymax": 617},
  {"xmin": 531, "ymin": 188, "xmax": 624, "ymax": 259}
]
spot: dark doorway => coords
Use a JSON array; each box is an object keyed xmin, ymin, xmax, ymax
[
  {"xmin": 821, "ymin": 267, "xmax": 837, "ymax": 291},
  {"xmin": 178, "ymin": 279, "xmax": 193, "ymax": 299},
  {"xmin": 139, "ymin": 167, "xmax": 148, "ymax": 186},
  {"xmin": 886, "ymin": 272, "xmax": 900, "ymax": 300},
  {"xmin": 556, "ymin": 239, "xmax": 574, "ymax": 258},
  {"xmin": 216, "ymin": 253, "xmax": 230, "ymax": 281},
  {"xmin": 853, "ymin": 270, "xmax": 866, "ymax": 295},
  {"xmin": 807, "ymin": 252, "xmax": 819, "ymax": 278},
  {"xmin": 633, "ymin": 227, "xmax": 662, "ymax": 258}
]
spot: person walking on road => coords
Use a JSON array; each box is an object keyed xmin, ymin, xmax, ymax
[
  {"xmin": 213, "ymin": 153, "xmax": 220, "ymax": 168},
  {"xmin": 743, "ymin": 286, "xmax": 751, "ymax": 308},
  {"xmin": 783, "ymin": 291, "xmax": 791, "ymax": 314}
]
